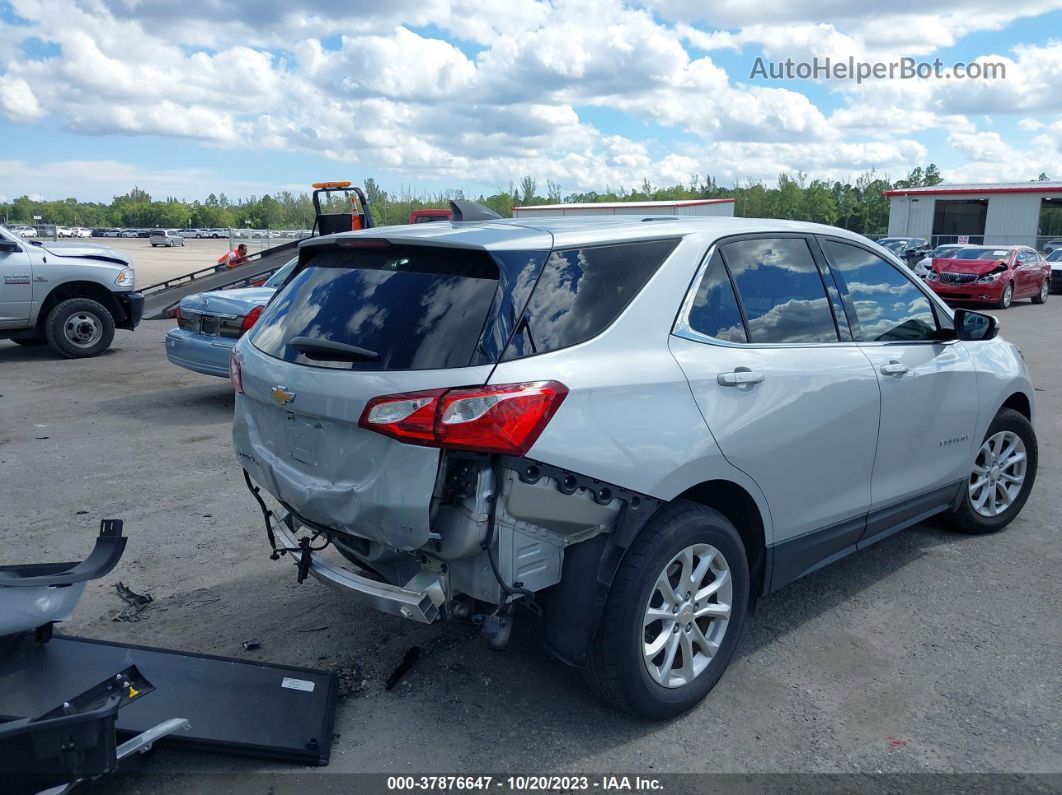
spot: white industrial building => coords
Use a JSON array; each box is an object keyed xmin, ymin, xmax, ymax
[
  {"xmin": 512, "ymin": 198, "xmax": 735, "ymax": 218},
  {"xmin": 885, "ymin": 182, "xmax": 1062, "ymax": 249}
]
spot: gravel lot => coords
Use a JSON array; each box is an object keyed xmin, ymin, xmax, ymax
[
  {"xmin": 45, "ymin": 236, "xmax": 285, "ymax": 286},
  {"xmin": 0, "ymin": 294, "xmax": 1059, "ymax": 784}
]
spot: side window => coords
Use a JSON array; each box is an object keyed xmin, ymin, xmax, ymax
[
  {"xmin": 502, "ymin": 238, "xmax": 679, "ymax": 360},
  {"xmin": 824, "ymin": 240, "xmax": 938, "ymax": 342},
  {"xmin": 686, "ymin": 251, "xmax": 747, "ymax": 343},
  {"xmin": 720, "ymin": 237, "xmax": 838, "ymax": 344}
]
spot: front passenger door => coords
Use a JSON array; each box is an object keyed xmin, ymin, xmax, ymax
[{"xmin": 820, "ymin": 238, "xmax": 980, "ymax": 539}]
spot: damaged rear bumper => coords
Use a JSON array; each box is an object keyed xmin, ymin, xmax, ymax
[{"xmin": 271, "ymin": 512, "xmax": 447, "ymax": 624}]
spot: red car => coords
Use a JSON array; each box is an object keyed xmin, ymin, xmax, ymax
[{"xmin": 926, "ymin": 245, "xmax": 1051, "ymax": 309}]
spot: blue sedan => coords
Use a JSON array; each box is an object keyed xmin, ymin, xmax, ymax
[{"xmin": 165, "ymin": 258, "xmax": 296, "ymax": 377}]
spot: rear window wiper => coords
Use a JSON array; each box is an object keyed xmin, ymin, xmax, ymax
[{"xmin": 289, "ymin": 336, "xmax": 380, "ymax": 361}]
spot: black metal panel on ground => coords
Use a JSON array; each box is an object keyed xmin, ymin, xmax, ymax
[
  {"xmin": 0, "ymin": 634, "xmax": 338, "ymax": 765},
  {"xmin": 141, "ymin": 239, "xmax": 302, "ymax": 320}
]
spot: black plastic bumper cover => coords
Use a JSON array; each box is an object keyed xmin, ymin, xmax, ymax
[
  {"xmin": 116, "ymin": 291, "xmax": 144, "ymax": 330},
  {"xmin": 0, "ymin": 519, "xmax": 126, "ymax": 588}
]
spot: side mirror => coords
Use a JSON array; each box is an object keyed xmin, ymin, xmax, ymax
[
  {"xmin": 954, "ymin": 308, "xmax": 998, "ymax": 341},
  {"xmin": 0, "ymin": 239, "xmax": 21, "ymax": 253}
]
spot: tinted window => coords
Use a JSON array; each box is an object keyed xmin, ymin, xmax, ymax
[
  {"xmin": 825, "ymin": 241, "xmax": 937, "ymax": 342},
  {"xmin": 687, "ymin": 251, "xmax": 746, "ymax": 342},
  {"xmin": 502, "ymin": 238, "xmax": 679, "ymax": 360},
  {"xmin": 251, "ymin": 245, "xmax": 500, "ymax": 371},
  {"xmin": 721, "ymin": 237, "xmax": 838, "ymax": 344}
]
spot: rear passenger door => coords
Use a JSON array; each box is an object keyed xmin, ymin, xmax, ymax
[
  {"xmin": 669, "ymin": 235, "xmax": 881, "ymax": 562},
  {"xmin": 819, "ymin": 238, "xmax": 980, "ymax": 540}
]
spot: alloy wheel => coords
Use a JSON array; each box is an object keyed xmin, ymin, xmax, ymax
[
  {"xmin": 1002, "ymin": 283, "xmax": 1013, "ymax": 308},
  {"xmin": 969, "ymin": 431, "xmax": 1027, "ymax": 517},
  {"xmin": 642, "ymin": 543, "xmax": 732, "ymax": 688}
]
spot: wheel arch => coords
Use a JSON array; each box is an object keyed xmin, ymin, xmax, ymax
[
  {"xmin": 1001, "ymin": 391, "xmax": 1032, "ymax": 422},
  {"xmin": 674, "ymin": 479, "xmax": 768, "ymax": 600},
  {"xmin": 32, "ymin": 281, "xmax": 121, "ymax": 329}
]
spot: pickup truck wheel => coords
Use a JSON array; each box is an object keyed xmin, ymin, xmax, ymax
[
  {"xmin": 586, "ymin": 501, "xmax": 749, "ymax": 719},
  {"xmin": 44, "ymin": 298, "xmax": 116, "ymax": 358},
  {"xmin": 947, "ymin": 409, "xmax": 1037, "ymax": 535}
]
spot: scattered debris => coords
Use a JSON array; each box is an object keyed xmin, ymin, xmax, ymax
[
  {"xmin": 75, "ymin": 510, "xmax": 88, "ymax": 515},
  {"xmin": 336, "ymin": 662, "xmax": 366, "ymax": 698},
  {"xmin": 242, "ymin": 640, "xmax": 261, "ymax": 651},
  {"xmin": 385, "ymin": 646, "xmax": 421, "ymax": 691},
  {"xmin": 34, "ymin": 436, "xmax": 49, "ymax": 440},
  {"xmin": 113, "ymin": 581, "xmax": 153, "ymax": 622},
  {"xmin": 888, "ymin": 737, "xmax": 909, "ymax": 749},
  {"xmin": 298, "ymin": 625, "xmax": 329, "ymax": 633}
]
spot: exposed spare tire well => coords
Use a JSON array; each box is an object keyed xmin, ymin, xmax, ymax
[{"xmin": 677, "ymin": 480, "xmax": 767, "ymax": 599}]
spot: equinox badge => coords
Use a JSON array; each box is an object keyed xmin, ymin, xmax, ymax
[{"xmin": 271, "ymin": 385, "xmax": 296, "ymax": 406}]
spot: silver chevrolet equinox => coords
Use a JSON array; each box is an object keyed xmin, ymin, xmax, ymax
[{"xmin": 232, "ymin": 216, "xmax": 1037, "ymax": 719}]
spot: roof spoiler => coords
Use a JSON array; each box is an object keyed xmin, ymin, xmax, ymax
[{"xmin": 449, "ymin": 200, "xmax": 502, "ymax": 222}]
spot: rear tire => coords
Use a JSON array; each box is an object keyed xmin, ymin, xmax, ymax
[
  {"xmin": 947, "ymin": 408, "xmax": 1037, "ymax": 535},
  {"xmin": 586, "ymin": 501, "xmax": 749, "ymax": 719},
  {"xmin": 45, "ymin": 298, "xmax": 115, "ymax": 358},
  {"xmin": 1032, "ymin": 279, "xmax": 1049, "ymax": 304}
]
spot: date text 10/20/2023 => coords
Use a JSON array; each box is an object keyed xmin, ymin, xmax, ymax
[{"xmin": 385, "ymin": 775, "xmax": 664, "ymax": 791}]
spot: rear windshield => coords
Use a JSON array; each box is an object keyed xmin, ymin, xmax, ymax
[{"xmin": 251, "ymin": 245, "xmax": 500, "ymax": 371}]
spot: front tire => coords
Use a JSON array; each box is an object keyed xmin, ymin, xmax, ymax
[
  {"xmin": 1032, "ymin": 279, "xmax": 1049, "ymax": 304},
  {"xmin": 586, "ymin": 501, "xmax": 749, "ymax": 719},
  {"xmin": 996, "ymin": 282, "xmax": 1013, "ymax": 309},
  {"xmin": 44, "ymin": 298, "xmax": 116, "ymax": 358},
  {"xmin": 947, "ymin": 408, "xmax": 1037, "ymax": 535}
]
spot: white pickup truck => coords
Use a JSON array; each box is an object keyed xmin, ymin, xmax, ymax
[{"xmin": 0, "ymin": 226, "xmax": 143, "ymax": 357}]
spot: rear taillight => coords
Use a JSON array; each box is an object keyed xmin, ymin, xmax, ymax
[
  {"xmin": 359, "ymin": 381, "xmax": 567, "ymax": 455},
  {"xmin": 174, "ymin": 307, "xmax": 182, "ymax": 322},
  {"xmin": 229, "ymin": 352, "xmax": 243, "ymax": 393},
  {"xmin": 240, "ymin": 305, "xmax": 264, "ymax": 335}
]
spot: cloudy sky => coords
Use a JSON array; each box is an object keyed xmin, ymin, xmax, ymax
[{"xmin": 2, "ymin": 0, "xmax": 1062, "ymax": 202}]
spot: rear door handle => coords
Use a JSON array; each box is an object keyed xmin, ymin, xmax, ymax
[
  {"xmin": 717, "ymin": 370, "xmax": 765, "ymax": 386},
  {"xmin": 880, "ymin": 361, "xmax": 909, "ymax": 376}
]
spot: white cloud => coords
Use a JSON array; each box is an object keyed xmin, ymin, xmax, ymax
[
  {"xmin": 2, "ymin": 0, "xmax": 1062, "ymax": 198},
  {"xmin": 0, "ymin": 159, "xmax": 300, "ymax": 200},
  {"xmin": 0, "ymin": 78, "xmax": 44, "ymax": 121}
]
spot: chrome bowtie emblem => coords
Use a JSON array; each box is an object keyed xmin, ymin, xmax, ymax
[{"xmin": 270, "ymin": 385, "xmax": 296, "ymax": 405}]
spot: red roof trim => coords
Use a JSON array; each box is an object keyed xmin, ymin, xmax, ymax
[
  {"xmin": 884, "ymin": 186, "xmax": 1062, "ymax": 197},
  {"xmin": 513, "ymin": 198, "xmax": 736, "ymax": 210}
]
